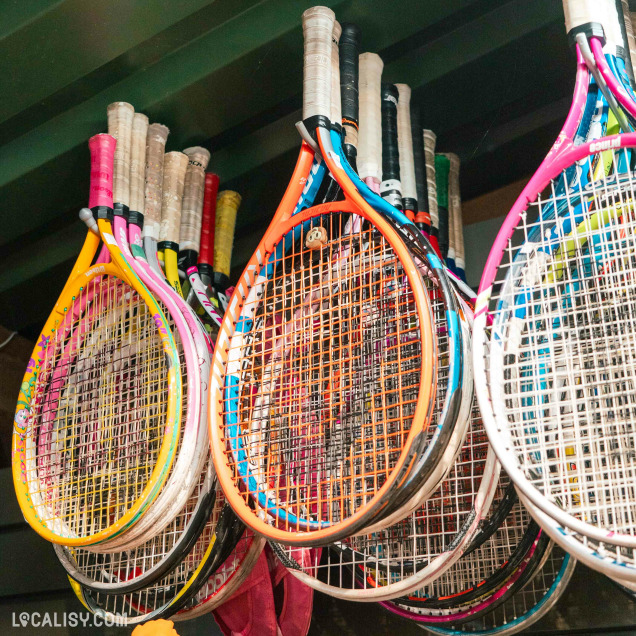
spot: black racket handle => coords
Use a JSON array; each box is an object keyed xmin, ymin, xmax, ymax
[
  {"xmin": 410, "ymin": 104, "xmax": 430, "ymax": 233},
  {"xmin": 381, "ymin": 83, "xmax": 402, "ymax": 209},
  {"xmin": 340, "ymin": 22, "xmax": 361, "ymax": 169}
]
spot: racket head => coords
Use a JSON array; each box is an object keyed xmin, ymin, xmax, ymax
[
  {"xmin": 209, "ymin": 147, "xmax": 437, "ymax": 544},
  {"xmin": 13, "ymin": 134, "xmax": 182, "ymax": 545},
  {"xmin": 476, "ymin": 126, "xmax": 636, "ymax": 547}
]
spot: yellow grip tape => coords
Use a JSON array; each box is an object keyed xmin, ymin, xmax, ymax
[{"xmin": 214, "ymin": 190, "xmax": 242, "ymax": 278}]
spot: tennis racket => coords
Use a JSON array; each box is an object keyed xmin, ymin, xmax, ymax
[
  {"xmin": 89, "ymin": 106, "xmax": 211, "ymax": 552},
  {"xmin": 209, "ymin": 5, "xmax": 437, "ymax": 544},
  {"xmin": 474, "ymin": 0, "xmax": 636, "ymax": 574},
  {"xmin": 13, "ymin": 133, "xmax": 182, "ymax": 545}
]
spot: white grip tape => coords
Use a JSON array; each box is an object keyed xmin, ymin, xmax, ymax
[
  {"xmin": 422, "ymin": 129, "xmax": 438, "ymax": 227},
  {"xmin": 180, "ymin": 146, "xmax": 211, "ymax": 253},
  {"xmin": 143, "ymin": 123, "xmax": 169, "ymax": 240},
  {"xmin": 395, "ymin": 84, "xmax": 417, "ymax": 202},
  {"xmin": 107, "ymin": 101, "xmax": 134, "ymax": 208},
  {"xmin": 130, "ymin": 113, "xmax": 149, "ymax": 213},
  {"xmin": 623, "ymin": 1, "xmax": 636, "ymax": 70},
  {"xmin": 159, "ymin": 151, "xmax": 189, "ymax": 244},
  {"xmin": 603, "ymin": 0, "xmax": 622, "ymax": 52},
  {"xmin": 302, "ymin": 6, "xmax": 335, "ymax": 120},
  {"xmin": 562, "ymin": 0, "xmax": 605, "ymax": 33},
  {"xmin": 330, "ymin": 21, "xmax": 342, "ymax": 126},
  {"xmin": 447, "ymin": 153, "xmax": 464, "ymax": 263},
  {"xmin": 358, "ymin": 52, "xmax": 384, "ymax": 182}
]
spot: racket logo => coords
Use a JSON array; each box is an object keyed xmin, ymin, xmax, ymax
[
  {"xmin": 589, "ymin": 137, "xmax": 621, "ymax": 153},
  {"xmin": 85, "ymin": 265, "xmax": 105, "ymax": 277},
  {"xmin": 152, "ymin": 313, "xmax": 169, "ymax": 336}
]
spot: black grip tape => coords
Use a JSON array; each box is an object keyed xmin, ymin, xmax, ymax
[
  {"xmin": 178, "ymin": 249, "xmax": 197, "ymax": 272},
  {"xmin": 438, "ymin": 204, "xmax": 449, "ymax": 260},
  {"xmin": 381, "ymin": 83, "xmax": 400, "ymax": 182},
  {"xmin": 411, "ymin": 105, "xmax": 428, "ymax": 214},
  {"xmin": 340, "ymin": 23, "xmax": 361, "ymax": 126}
]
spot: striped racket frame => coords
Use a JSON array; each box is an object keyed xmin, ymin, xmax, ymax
[
  {"xmin": 13, "ymin": 134, "xmax": 181, "ymax": 546},
  {"xmin": 474, "ymin": 38, "xmax": 636, "ymax": 558},
  {"xmin": 422, "ymin": 547, "xmax": 575, "ymax": 635}
]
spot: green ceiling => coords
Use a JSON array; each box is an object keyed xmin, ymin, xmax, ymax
[{"xmin": 0, "ymin": 0, "xmax": 580, "ymax": 336}]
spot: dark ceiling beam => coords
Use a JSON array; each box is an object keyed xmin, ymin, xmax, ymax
[
  {"xmin": 0, "ymin": 0, "xmax": 217, "ymax": 125},
  {"xmin": 0, "ymin": 0, "xmax": 64, "ymax": 41}
]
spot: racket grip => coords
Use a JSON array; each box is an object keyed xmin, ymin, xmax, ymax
[
  {"xmin": 199, "ymin": 173, "xmax": 219, "ymax": 268},
  {"xmin": 214, "ymin": 190, "xmax": 241, "ymax": 280},
  {"xmin": 340, "ymin": 22, "xmax": 361, "ymax": 150},
  {"xmin": 302, "ymin": 6, "xmax": 335, "ymax": 122},
  {"xmin": 380, "ymin": 83, "xmax": 402, "ymax": 209},
  {"xmin": 143, "ymin": 123, "xmax": 169, "ymax": 240},
  {"xmin": 395, "ymin": 84, "xmax": 417, "ymax": 214},
  {"xmin": 89, "ymin": 134, "xmax": 116, "ymax": 210},
  {"xmin": 358, "ymin": 52, "xmax": 384, "ymax": 182},
  {"xmin": 330, "ymin": 21, "xmax": 342, "ymax": 128},
  {"xmin": 180, "ymin": 146, "xmax": 211, "ymax": 253},
  {"xmin": 159, "ymin": 151, "xmax": 189, "ymax": 246},
  {"xmin": 107, "ymin": 101, "xmax": 134, "ymax": 212},
  {"xmin": 130, "ymin": 113, "xmax": 149, "ymax": 215},
  {"xmin": 423, "ymin": 128, "xmax": 439, "ymax": 239}
]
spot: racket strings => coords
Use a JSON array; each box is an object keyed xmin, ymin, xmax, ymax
[
  {"xmin": 223, "ymin": 210, "xmax": 424, "ymax": 528},
  {"xmin": 84, "ymin": 480, "xmax": 224, "ymax": 620},
  {"xmin": 396, "ymin": 495, "xmax": 531, "ymax": 604},
  {"xmin": 28, "ymin": 275, "xmax": 169, "ymax": 537},
  {"xmin": 489, "ymin": 148, "xmax": 636, "ymax": 534},
  {"xmin": 65, "ymin": 458, "xmax": 212, "ymax": 588}
]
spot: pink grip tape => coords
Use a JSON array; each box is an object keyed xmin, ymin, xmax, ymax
[{"xmin": 89, "ymin": 134, "xmax": 116, "ymax": 209}]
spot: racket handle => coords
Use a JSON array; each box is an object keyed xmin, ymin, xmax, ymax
[
  {"xmin": 130, "ymin": 113, "xmax": 149, "ymax": 216},
  {"xmin": 330, "ymin": 21, "xmax": 342, "ymax": 128},
  {"xmin": 143, "ymin": 123, "xmax": 169, "ymax": 240},
  {"xmin": 199, "ymin": 173, "xmax": 219, "ymax": 270},
  {"xmin": 180, "ymin": 146, "xmax": 211, "ymax": 255},
  {"xmin": 435, "ymin": 153, "xmax": 450, "ymax": 261},
  {"xmin": 88, "ymin": 134, "xmax": 116, "ymax": 210},
  {"xmin": 395, "ymin": 84, "xmax": 417, "ymax": 217},
  {"xmin": 358, "ymin": 52, "xmax": 384, "ymax": 183},
  {"xmin": 423, "ymin": 129, "xmax": 439, "ymax": 253},
  {"xmin": 107, "ymin": 101, "xmax": 134, "ymax": 213},
  {"xmin": 302, "ymin": 6, "xmax": 335, "ymax": 123},
  {"xmin": 411, "ymin": 106, "xmax": 431, "ymax": 233},
  {"xmin": 159, "ymin": 151, "xmax": 189, "ymax": 247},
  {"xmin": 380, "ymin": 83, "xmax": 402, "ymax": 210},
  {"xmin": 214, "ymin": 190, "xmax": 241, "ymax": 283},
  {"xmin": 340, "ymin": 22, "xmax": 361, "ymax": 159}
]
